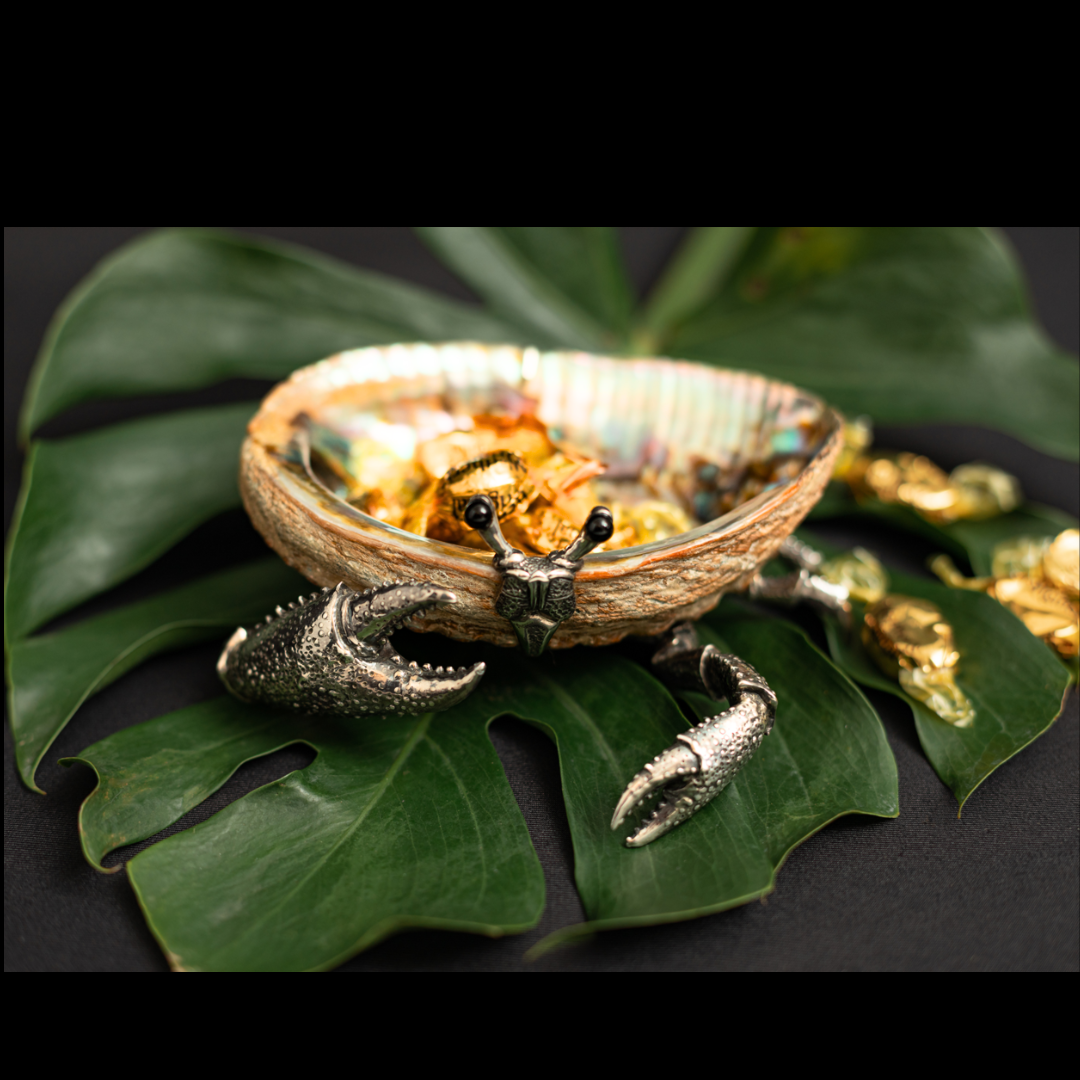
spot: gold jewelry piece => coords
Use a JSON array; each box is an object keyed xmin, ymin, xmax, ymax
[
  {"xmin": 930, "ymin": 528, "xmax": 1079, "ymax": 659},
  {"xmin": 437, "ymin": 450, "xmax": 534, "ymax": 522},
  {"xmin": 862, "ymin": 596, "xmax": 975, "ymax": 727},
  {"xmin": 835, "ymin": 420, "xmax": 1022, "ymax": 524},
  {"xmin": 1044, "ymin": 529, "xmax": 1080, "ymax": 599},
  {"xmin": 753, "ymin": 536, "xmax": 974, "ymax": 726}
]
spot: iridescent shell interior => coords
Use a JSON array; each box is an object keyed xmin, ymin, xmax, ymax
[{"xmin": 241, "ymin": 342, "xmax": 843, "ymax": 648}]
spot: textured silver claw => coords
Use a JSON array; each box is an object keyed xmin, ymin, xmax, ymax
[
  {"xmin": 217, "ymin": 581, "xmax": 485, "ymax": 716},
  {"xmin": 612, "ymin": 624, "xmax": 777, "ymax": 847}
]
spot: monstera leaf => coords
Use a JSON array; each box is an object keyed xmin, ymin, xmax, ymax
[
  {"xmin": 19, "ymin": 230, "xmax": 518, "ymax": 438},
  {"xmin": 18, "ymin": 228, "xmax": 1078, "ymax": 457},
  {"xmin": 661, "ymin": 228, "xmax": 1078, "ymax": 461},
  {"xmin": 524, "ymin": 613, "xmax": 897, "ymax": 953},
  {"xmin": 6, "ymin": 404, "xmax": 255, "ymax": 641},
  {"xmin": 63, "ymin": 614, "xmax": 896, "ymax": 971},
  {"xmin": 5, "ymin": 227, "xmax": 1074, "ymax": 970},
  {"xmin": 8, "ymin": 559, "xmax": 310, "ymax": 792}
]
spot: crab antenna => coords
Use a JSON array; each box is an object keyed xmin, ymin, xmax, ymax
[
  {"xmin": 561, "ymin": 506, "xmax": 614, "ymax": 562},
  {"xmin": 464, "ymin": 495, "xmax": 517, "ymax": 559}
]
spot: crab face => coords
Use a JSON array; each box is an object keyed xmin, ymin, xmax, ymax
[
  {"xmin": 495, "ymin": 559, "xmax": 578, "ymax": 656},
  {"xmin": 463, "ymin": 493, "xmax": 614, "ymax": 657}
]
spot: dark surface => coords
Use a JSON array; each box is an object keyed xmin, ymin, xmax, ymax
[{"xmin": 5, "ymin": 227, "xmax": 1078, "ymax": 972}]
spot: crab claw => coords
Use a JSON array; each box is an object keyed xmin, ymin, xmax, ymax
[
  {"xmin": 612, "ymin": 640, "xmax": 776, "ymax": 846},
  {"xmin": 611, "ymin": 741, "xmax": 700, "ymax": 846},
  {"xmin": 218, "ymin": 581, "xmax": 486, "ymax": 716},
  {"xmin": 344, "ymin": 582, "xmax": 458, "ymax": 645}
]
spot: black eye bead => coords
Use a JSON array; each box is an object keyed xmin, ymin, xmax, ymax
[
  {"xmin": 585, "ymin": 506, "xmax": 614, "ymax": 544},
  {"xmin": 464, "ymin": 494, "xmax": 495, "ymax": 531}
]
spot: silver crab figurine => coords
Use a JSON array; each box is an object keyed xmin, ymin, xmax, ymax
[{"xmin": 217, "ymin": 523, "xmax": 845, "ymax": 845}]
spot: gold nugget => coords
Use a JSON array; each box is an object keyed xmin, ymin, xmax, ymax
[
  {"xmin": 858, "ymin": 453, "xmax": 957, "ymax": 518},
  {"xmin": 990, "ymin": 536, "xmax": 1051, "ymax": 580},
  {"xmin": 514, "ymin": 506, "xmax": 582, "ymax": 554},
  {"xmin": 618, "ymin": 500, "xmax": 695, "ymax": 546},
  {"xmin": 837, "ymin": 429, "xmax": 1022, "ymax": 525},
  {"xmin": 948, "ymin": 463, "xmax": 1022, "ymax": 520},
  {"xmin": 989, "ymin": 577, "xmax": 1079, "ymax": 658},
  {"xmin": 1043, "ymin": 528, "xmax": 1080, "ymax": 599},
  {"xmin": 832, "ymin": 417, "xmax": 873, "ymax": 482},
  {"xmin": 930, "ymin": 529, "xmax": 1079, "ymax": 660},
  {"xmin": 863, "ymin": 595, "xmax": 975, "ymax": 727}
]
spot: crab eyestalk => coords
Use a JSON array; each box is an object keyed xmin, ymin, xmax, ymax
[
  {"xmin": 217, "ymin": 581, "xmax": 485, "ymax": 716},
  {"xmin": 465, "ymin": 495, "xmax": 614, "ymax": 657}
]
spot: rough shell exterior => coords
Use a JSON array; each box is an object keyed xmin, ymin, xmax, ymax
[{"xmin": 239, "ymin": 343, "xmax": 843, "ymax": 649}]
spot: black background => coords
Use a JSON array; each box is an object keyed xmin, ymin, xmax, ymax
[{"xmin": 5, "ymin": 227, "xmax": 1078, "ymax": 972}]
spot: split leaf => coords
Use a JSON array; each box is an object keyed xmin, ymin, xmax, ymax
[
  {"xmin": 67, "ymin": 624, "xmax": 895, "ymax": 970},
  {"xmin": 637, "ymin": 226, "xmax": 753, "ymax": 348},
  {"xmin": 517, "ymin": 613, "xmax": 897, "ymax": 950},
  {"xmin": 5, "ymin": 403, "xmax": 255, "ymax": 642},
  {"xmin": 21, "ymin": 229, "xmax": 517, "ymax": 437},
  {"xmin": 494, "ymin": 227, "xmax": 635, "ymax": 339},
  {"xmin": 69, "ymin": 694, "xmax": 545, "ymax": 971},
  {"xmin": 8, "ymin": 558, "xmax": 309, "ymax": 791},
  {"xmin": 667, "ymin": 228, "xmax": 1079, "ymax": 461}
]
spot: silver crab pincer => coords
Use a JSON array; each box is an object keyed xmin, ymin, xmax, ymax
[
  {"xmin": 464, "ymin": 494, "xmax": 614, "ymax": 657},
  {"xmin": 611, "ymin": 623, "xmax": 777, "ymax": 847},
  {"xmin": 218, "ymin": 581, "xmax": 485, "ymax": 715}
]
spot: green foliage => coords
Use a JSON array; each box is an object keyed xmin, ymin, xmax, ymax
[
  {"xmin": 6, "ymin": 226, "xmax": 1074, "ymax": 969},
  {"xmin": 527, "ymin": 613, "xmax": 897, "ymax": 953},
  {"xmin": 663, "ymin": 228, "xmax": 1079, "ymax": 460},
  {"xmin": 8, "ymin": 559, "xmax": 309, "ymax": 791},
  {"xmin": 68, "ymin": 694, "xmax": 545, "ymax": 971},
  {"xmin": 20, "ymin": 230, "xmax": 518, "ymax": 438},
  {"xmin": 21, "ymin": 228, "xmax": 1076, "ymax": 457},
  {"xmin": 6, "ymin": 404, "xmax": 254, "ymax": 641},
  {"xmin": 637, "ymin": 227, "xmax": 754, "ymax": 348},
  {"xmin": 64, "ymin": 616, "xmax": 895, "ymax": 970},
  {"xmin": 418, "ymin": 227, "xmax": 634, "ymax": 349}
]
